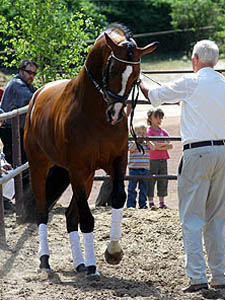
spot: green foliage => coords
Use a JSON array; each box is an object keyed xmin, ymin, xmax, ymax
[
  {"xmin": 168, "ymin": 0, "xmax": 220, "ymax": 54},
  {"xmin": 214, "ymin": 0, "xmax": 225, "ymax": 57},
  {"xmin": 169, "ymin": 0, "xmax": 219, "ymax": 29},
  {"xmin": 91, "ymin": 0, "xmax": 172, "ymax": 34},
  {"xmin": 90, "ymin": 0, "xmax": 175, "ymax": 54},
  {"xmin": 0, "ymin": 0, "xmax": 105, "ymax": 85},
  {"xmin": 65, "ymin": 0, "xmax": 107, "ymax": 29},
  {"xmin": 1, "ymin": 0, "xmax": 225, "ymax": 73}
]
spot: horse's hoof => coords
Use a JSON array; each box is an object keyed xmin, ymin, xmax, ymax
[
  {"xmin": 39, "ymin": 254, "xmax": 51, "ymax": 270},
  {"xmin": 104, "ymin": 248, "xmax": 124, "ymax": 265},
  {"xmin": 76, "ymin": 263, "xmax": 87, "ymax": 273},
  {"xmin": 86, "ymin": 265, "xmax": 100, "ymax": 280}
]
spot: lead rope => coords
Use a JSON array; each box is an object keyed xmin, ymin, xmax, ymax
[
  {"xmin": 129, "ymin": 80, "xmax": 145, "ymax": 154},
  {"xmin": 141, "ymin": 72, "xmax": 162, "ymax": 86},
  {"xmin": 129, "ymin": 73, "xmax": 161, "ymax": 154}
]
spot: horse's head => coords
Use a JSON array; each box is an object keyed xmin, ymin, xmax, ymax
[
  {"xmin": 103, "ymin": 30, "xmax": 158, "ymax": 125},
  {"xmin": 84, "ymin": 24, "xmax": 158, "ymax": 125}
]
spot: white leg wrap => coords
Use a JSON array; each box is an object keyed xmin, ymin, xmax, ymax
[
  {"xmin": 38, "ymin": 223, "xmax": 50, "ymax": 257},
  {"xmin": 82, "ymin": 232, "xmax": 96, "ymax": 267},
  {"xmin": 69, "ymin": 231, "xmax": 85, "ymax": 269},
  {"xmin": 110, "ymin": 208, "xmax": 123, "ymax": 241}
]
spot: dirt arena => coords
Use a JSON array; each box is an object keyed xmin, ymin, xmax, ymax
[{"xmin": 2, "ymin": 104, "xmax": 225, "ymax": 300}]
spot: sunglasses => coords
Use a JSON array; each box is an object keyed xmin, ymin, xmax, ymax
[{"xmin": 22, "ymin": 69, "xmax": 37, "ymax": 76}]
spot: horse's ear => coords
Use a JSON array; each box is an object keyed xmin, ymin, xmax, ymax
[
  {"xmin": 104, "ymin": 32, "xmax": 118, "ymax": 52},
  {"xmin": 137, "ymin": 41, "xmax": 159, "ymax": 57}
]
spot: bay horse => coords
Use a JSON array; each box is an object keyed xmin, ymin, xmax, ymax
[{"xmin": 23, "ymin": 23, "xmax": 158, "ymax": 277}]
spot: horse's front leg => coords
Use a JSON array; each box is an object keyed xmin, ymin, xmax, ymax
[
  {"xmin": 29, "ymin": 161, "xmax": 51, "ymax": 271},
  {"xmin": 105, "ymin": 207, "xmax": 124, "ymax": 265},
  {"xmin": 105, "ymin": 161, "xmax": 126, "ymax": 265}
]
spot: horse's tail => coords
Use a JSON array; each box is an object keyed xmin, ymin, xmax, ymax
[
  {"xmin": 21, "ymin": 165, "xmax": 70, "ymax": 223},
  {"xmin": 21, "ymin": 184, "xmax": 36, "ymax": 223}
]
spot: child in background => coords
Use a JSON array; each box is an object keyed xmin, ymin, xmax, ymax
[
  {"xmin": 146, "ymin": 108, "xmax": 173, "ymax": 209},
  {"xmin": 127, "ymin": 123, "xmax": 154, "ymax": 209}
]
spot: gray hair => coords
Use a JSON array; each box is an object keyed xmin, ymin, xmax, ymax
[{"xmin": 192, "ymin": 40, "xmax": 219, "ymax": 66}]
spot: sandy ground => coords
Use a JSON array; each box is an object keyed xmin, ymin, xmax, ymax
[{"xmin": 1, "ymin": 205, "xmax": 225, "ymax": 300}]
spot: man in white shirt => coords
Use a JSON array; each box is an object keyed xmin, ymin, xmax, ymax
[{"xmin": 140, "ymin": 40, "xmax": 225, "ymax": 293}]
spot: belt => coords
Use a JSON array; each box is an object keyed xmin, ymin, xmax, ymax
[{"xmin": 183, "ymin": 140, "xmax": 225, "ymax": 151}]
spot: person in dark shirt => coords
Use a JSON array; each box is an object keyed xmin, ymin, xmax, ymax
[{"xmin": 0, "ymin": 59, "xmax": 38, "ymax": 189}]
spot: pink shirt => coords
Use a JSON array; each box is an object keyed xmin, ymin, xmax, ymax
[{"xmin": 146, "ymin": 127, "xmax": 170, "ymax": 160}]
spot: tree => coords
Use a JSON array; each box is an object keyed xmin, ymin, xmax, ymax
[
  {"xmin": 0, "ymin": 0, "xmax": 105, "ymax": 85},
  {"xmin": 214, "ymin": 0, "xmax": 225, "ymax": 58},
  {"xmin": 168, "ymin": 0, "xmax": 220, "ymax": 54}
]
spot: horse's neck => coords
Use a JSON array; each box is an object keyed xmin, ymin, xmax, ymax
[
  {"xmin": 73, "ymin": 45, "xmax": 107, "ymax": 101},
  {"xmin": 68, "ymin": 42, "xmax": 111, "ymax": 116},
  {"xmin": 70, "ymin": 67, "xmax": 106, "ymax": 117},
  {"xmin": 85, "ymin": 44, "xmax": 108, "ymax": 83}
]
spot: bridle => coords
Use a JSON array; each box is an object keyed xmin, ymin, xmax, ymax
[
  {"xmin": 85, "ymin": 50, "xmax": 144, "ymax": 153},
  {"xmin": 84, "ymin": 52, "xmax": 140, "ymax": 106}
]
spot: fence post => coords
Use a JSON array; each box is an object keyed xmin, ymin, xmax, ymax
[{"xmin": 11, "ymin": 116, "xmax": 23, "ymax": 222}]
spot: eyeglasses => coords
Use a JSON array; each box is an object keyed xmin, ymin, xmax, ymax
[{"xmin": 22, "ymin": 69, "xmax": 37, "ymax": 76}]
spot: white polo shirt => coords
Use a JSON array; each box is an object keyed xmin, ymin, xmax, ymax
[{"xmin": 149, "ymin": 67, "xmax": 225, "ymax": 145}]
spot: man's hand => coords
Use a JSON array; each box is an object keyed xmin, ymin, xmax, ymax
[{"xmin": 139, "ymin": 80, "xmax": 150, "ymax": 102}]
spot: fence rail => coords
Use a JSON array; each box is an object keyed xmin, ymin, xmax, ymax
[
  {"xmin": 142, "ymin": 68, "xmax": 225, "ymax": 74},
  {"xmin": 94, "ymin": 174, "xmax": 177, "ymax": 181}
]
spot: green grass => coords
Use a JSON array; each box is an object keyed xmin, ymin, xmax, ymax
[
  {"xmin": 142, "ymin": 52, "xmax": 225, "ymax": 71},
  {"xmin": 141, "ymin": 52, "xmax": 192, "ymax": 71},
  {"xmin": 142, "ymin": 56, "xmax": 192, "ymax": 71}
]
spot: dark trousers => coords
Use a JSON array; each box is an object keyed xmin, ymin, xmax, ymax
[
  {"xmin": 127, "ymin": 168, "xmax": 148, "ymax": 209},
  {"xmin": 147, "ymin": 159, "xmax": 168, "ymax": 197}
]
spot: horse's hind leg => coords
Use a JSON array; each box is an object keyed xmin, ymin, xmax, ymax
[
  {"xmin": 26, "ymin": 143, "xmax": 52, "ymax": 271},
  {"xmin": 66, "ymin": 176, "xmax": 99, "ymax": 277}
]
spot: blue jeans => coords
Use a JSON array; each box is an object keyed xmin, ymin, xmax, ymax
[{"xmin": 127, "ymin": 168, "xmax": 148, "ymax": 209}]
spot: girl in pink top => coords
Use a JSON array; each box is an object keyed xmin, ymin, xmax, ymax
[{"xmin": 146, "ymin": 108, "xmax": 173, "ymax": 209}]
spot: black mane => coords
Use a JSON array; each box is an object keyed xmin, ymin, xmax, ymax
[{"xmin": 106, "ymin": 23, "xmax": 133, "ymax": 40}]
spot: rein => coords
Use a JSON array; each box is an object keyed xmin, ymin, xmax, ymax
[
  {"xmin": 129, "ymin": 80, "xmax": 145, "ymax": 154},
  {"xmin": 141, "ymin": 72, "xmax": 162, "ymax": 86}
]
